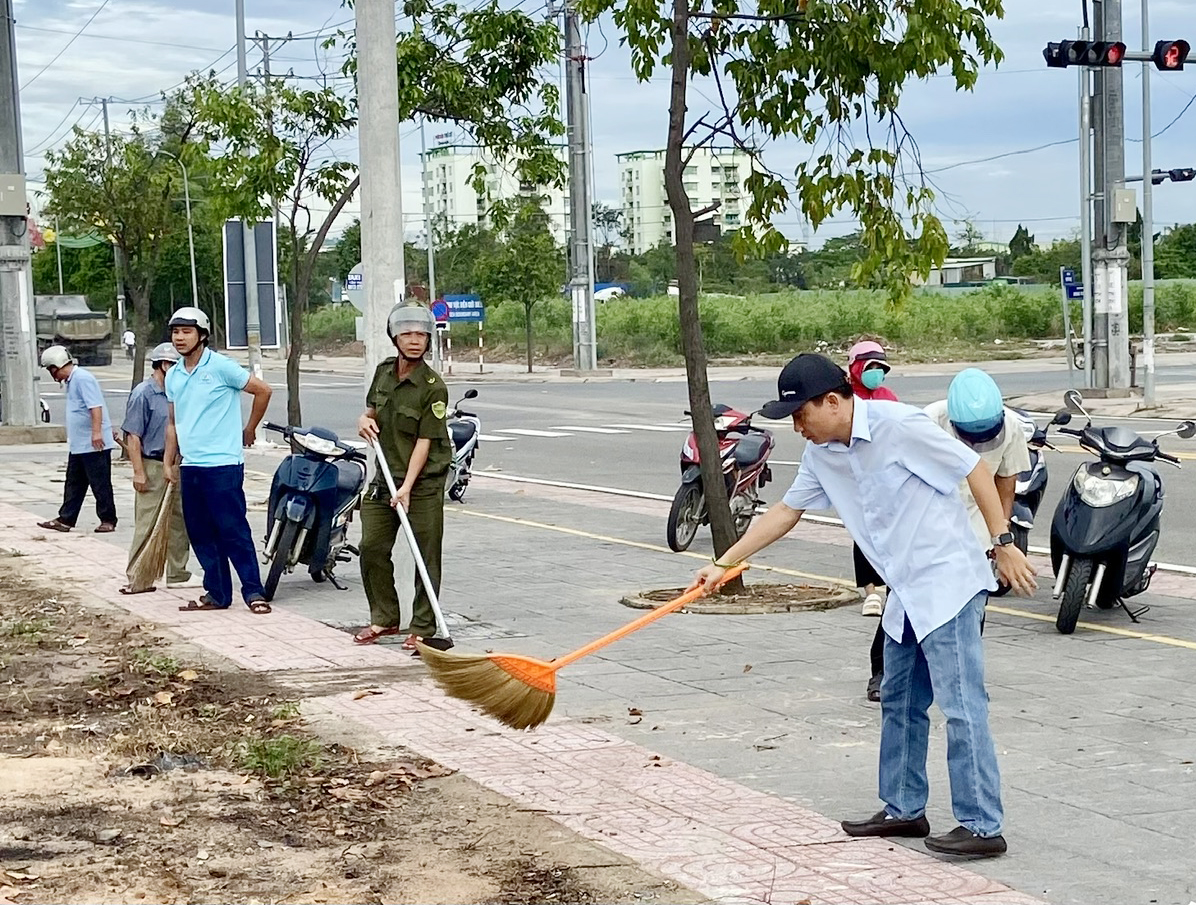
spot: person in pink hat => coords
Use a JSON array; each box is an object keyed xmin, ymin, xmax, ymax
[{"xmin": 847, "ymin": 340, "xmax": 897, "ymax": 701}]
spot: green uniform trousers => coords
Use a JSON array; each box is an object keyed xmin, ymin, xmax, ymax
[
  {"xmin": 359, "ymin": 478, "xmax": 445, "ymax": 636},
  {"xmin": 126, "ymin": 459, "xmax": 192, "ymax": 586}
]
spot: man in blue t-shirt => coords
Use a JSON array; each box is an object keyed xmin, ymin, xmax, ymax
[
  {"xmin": 163, "ymin": 307, "xmax": 273, "ymax": 613},
  {"xmin": 37, "ymin": 345, "xmax": 118, "ymax": 533}
]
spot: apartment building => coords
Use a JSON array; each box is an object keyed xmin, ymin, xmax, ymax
[
  {"xmin": 616, "ymin": 146, "xmax": 757, "ymax": 255},
  {"xmin": 420, "ymin": 143, "xmax": 569, "ymax": 244}
]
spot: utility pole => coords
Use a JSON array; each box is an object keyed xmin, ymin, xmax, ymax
[
  {"xmin": 1140, "ymin": 0, "xmax": 1157, "ymax": 406},
  {"xmin": 235, "ymin": 0, "xmax": 263, "ymax": 377},
  {"xmin": 54, "ymin": 216, "xmax": 64, "ymax": 293},
  {"xmin": 420, "ymin": 119, "xmax": 442, "ymax": 372},
  {"xmin": 356, "ymin": 0, "xmax": 405, "ymax": 387},
  {"xmin": 0, "ymin": 0, "xmax": 38, "ymax": 426},
  {"xmin": 98, "ymin": 98, "xmax": 128, "ymax": 327},
  {"xmin": 1078, "ymin": 25, "xmax": 1095, "ymax": 390},
  {"xmin": 562, "ymin": 1, "xmax": 597, "ymax": 372}
]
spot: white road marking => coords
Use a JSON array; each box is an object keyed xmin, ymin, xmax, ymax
[
  {"xmin": 492, "ymin": 428, "xmax": 572, "ymax": 438},
  {"xmin": 550, "ymin": 425, "xmax": 632, "ymax": 434},
  {"xmin": 478, "ymin": 434, "xmax": 515, "ymax": 442},
  {"xmin": 605, "ymin": 423, "xmax": 689, "ymax": 432}
]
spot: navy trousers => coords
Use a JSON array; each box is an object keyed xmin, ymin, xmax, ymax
[{"xmin": 180, "ymin": 465, "xmax": 264, "ymax": 607}]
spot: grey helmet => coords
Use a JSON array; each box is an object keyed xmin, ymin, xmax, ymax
[
  {"xmin": 386, "ymin": 303, "xmax": 435, "ymax": 339},
  {"xmin": 149, "ymin": 342, "xmax": 180, "ymax": 367},
  {"xmin": 40, "ymin": 345, "xmax": 73, "ymax": 369}
]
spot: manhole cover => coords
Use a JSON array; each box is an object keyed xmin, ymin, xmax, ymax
[{"xmin": 621, "ymin": 583, "xmax": 857, "ymax": 615}]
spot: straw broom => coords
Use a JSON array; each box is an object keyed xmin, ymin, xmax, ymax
[
  {"xmin": 417, "ymin": 563, "xmax": 747, "ymax": 730},
  {"xmin": 126, "ymin": 483, "xmax": 177, "ymax": 591}
]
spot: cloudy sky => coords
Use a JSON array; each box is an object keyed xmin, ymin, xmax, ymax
[{"xmin": 14, "ymin": 0, "xmax": 1196, "ymax": 249}]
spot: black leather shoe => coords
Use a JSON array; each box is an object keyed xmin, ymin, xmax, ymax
[
  {"xmin": 924, "ymin": 826, "xmax": 1007, "ymax": 857},
  {"xmin": 841, "ymin": 809, "xmax": 930, "ymax": 838},
  {"xmin": 411, "ymin": 636, "xmax": 454, "ymax": 657}
]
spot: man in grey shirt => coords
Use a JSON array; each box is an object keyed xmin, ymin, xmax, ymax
[{"xmin": 119, "ymin": 343, "xmax": 192, "ymax": 592}]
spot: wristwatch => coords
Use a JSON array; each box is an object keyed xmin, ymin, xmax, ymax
[{"xmin": 991, "ymin": 532, "xmax": 1015, "ymax": 548}]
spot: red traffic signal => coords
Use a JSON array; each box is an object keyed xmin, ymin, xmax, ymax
[
  {"xmin": 1152, "ymin": 40, "xmax": 1191, "ymax": 71},
  {"xmin": 1044, "ymin": 40, "xmax": 1126, "ymax": 68}
]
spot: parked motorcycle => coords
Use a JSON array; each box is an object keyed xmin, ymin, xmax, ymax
[
  {"xmin": 666, "ymin": 404, "xmax": 775, "ymax": 552},
  {"xmin": 1010, "ymin": 409, "xmax": 1055, "ymax": 555},
  {"xmin": 260, "ymin": 422, "xmax": 367, "ymax": 601},
  {"xmin": 1047, "ymin": 390, "xmax": 1195, "ymax": 634},
  {"xmin": 446, "ymin": 389, "xmax": 480, "ymax": 502}
]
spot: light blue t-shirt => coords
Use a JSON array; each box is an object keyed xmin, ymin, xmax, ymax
[
  {"xmin": 165, "ymin": 348, "xmax": 250, "ymax": 467},
  {"xmin": 783, "ymin": 398, "xmax": 996, "ymax": 643},
  {"xmin": 64, "ymin": 367, "xmax": 117, "ymax": 455}
]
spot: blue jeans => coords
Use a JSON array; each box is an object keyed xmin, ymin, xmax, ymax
[
  {"xmin": 879, "ymin": 591, "xmax": 1003, "ymax": 837},
  {"xmin": 180, "ymin": 465, "xmax": 265, "ymax": 608}
]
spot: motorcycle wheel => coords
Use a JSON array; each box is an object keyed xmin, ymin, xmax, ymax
[
  {"xmin": 448, "ymin": 479, "xmax": 468, "ymax": 502},
  {"xmin": 1056, "ymin": 556, "xmax": 1093, "ymax": 634},
  {"xmin": 666, "ymin": 483, "xmax": 703, "ymax": 552},
  {"xmin": 1012, "ymin": 525, "xmax": 1030, "ymax": 556},
  {"xmin": 263, "ymin": 518, "xmax": 301, "ymax": 602}
]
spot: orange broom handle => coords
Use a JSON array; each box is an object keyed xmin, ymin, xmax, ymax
[{"xmin": 550, "ymin": 563, "xmax": 748, "ymax": 671}]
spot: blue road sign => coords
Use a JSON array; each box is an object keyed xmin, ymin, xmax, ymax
[
  {"xmin": 445, "ymin": 294, "xmax": 485, "ymax": 323},
  {"xmin": 430, "ymin": 299, "xmax": 450, "ymax": 322},
  {"xmin": 1066, "ymin": 283, "xmax": 1085, "ymax": 300},
  {"xmin": 1061, "ymin": 268, "xmax": 1077, "ymax": 285}
]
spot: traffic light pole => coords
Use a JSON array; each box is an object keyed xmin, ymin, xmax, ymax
[
  {"xmin": 1140, "ymin": 0, "xmax": 1157, "ymax": 406},
  {"xmin": 1078, "ymin": 29, "xmax": 1095, "ymax": 390}
]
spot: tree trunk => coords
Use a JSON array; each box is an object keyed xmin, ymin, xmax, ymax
[
  {"xmin": 665, "ymin": 0, "xmax": 742, "ymax": 591},
  {"xmin": 285, "ymin": 175, "xmax": 361, "ymax": 426},
  {"xmin": 524, "ymin": 301, "xmax": 534, "ymax": 373},
  {"xmin": 127, "ymin": 274, "xmax": 152, "ymax": 392}
]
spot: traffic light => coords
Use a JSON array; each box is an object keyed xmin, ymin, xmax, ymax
[
  {"xmin": 1044, "ymin": 40, "xmax": 1127, "ymax": 68},
  {"xmin": 1149, "ymin": 168, "xmax": 1196, "ymax": 185},
  {"xmin": 1152, "ymin": 40, "xmax": 1191, "ymax": 71}
]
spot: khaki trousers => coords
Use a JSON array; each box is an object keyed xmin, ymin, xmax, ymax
[{"xmin": 126, "ymin": 459, "xmax": 191, "ymax": 586}]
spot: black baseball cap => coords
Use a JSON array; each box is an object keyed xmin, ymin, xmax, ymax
[{"xmin": 760, "ymin": 354, "xmax": 850, "ymax": 420}]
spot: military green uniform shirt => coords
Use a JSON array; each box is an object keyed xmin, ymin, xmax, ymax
[{"xmin": 366, "ymin": 358, "xmax": 452, "ymax": 488}]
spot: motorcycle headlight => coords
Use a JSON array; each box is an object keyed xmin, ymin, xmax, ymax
[
  {"xmin": 295, "ymin": 432, "xmax": 342, "ymax": 457},
  {"xmin": 1073, "ymin": 468, "xmax": 1138, "ymax": 508}
]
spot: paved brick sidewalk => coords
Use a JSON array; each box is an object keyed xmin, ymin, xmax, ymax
[{"xmin": 0, "ymin": 499, "xmax": 1041, "ymax": 905}]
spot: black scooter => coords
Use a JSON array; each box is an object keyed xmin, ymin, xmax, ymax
[
  {"xmin": 260, "ymin": 422, "xmax": 367, "ymax": 601},
  {"xmin": 1047, "ymin": 390, "xmax": 1195, "ymax": 634},
  {"xmin": 1010, "ymin": 409, "xmax": 1055, "ymax": 555}
]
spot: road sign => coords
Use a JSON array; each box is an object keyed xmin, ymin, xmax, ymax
[
  {"xmin": 222, "ymin": 219, "xmax": 280, "ymax": 349},
  {"xmin": 1066, "ymin": 284, "xmax": 1085, "ymax": 300},
  {"xmin": 1062, "ymin": 268, "xmax": 1077, "ymax": 285},
  {"xmin": 430, "ymin": 299, "xmax": 450, "ymax": 322},
  {"xmin": 344, "ymin": 262, "xmax": 364, "ymax": 312},
  {"xmin": 445, "ymin": 294, "xmax": 485, "ymax": 323}
]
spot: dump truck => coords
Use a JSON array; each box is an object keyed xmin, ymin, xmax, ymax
[{"xmin": 34, "ymin": 294, "xmax": 113, "ymax": 366}]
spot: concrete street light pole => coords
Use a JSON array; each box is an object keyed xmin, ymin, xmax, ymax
[
  {"xmin": 356, "ymin": 0, "xmax": 405, "ymax": 388},
  {"xmin": 235, "ymin": 0, "xmax": 263, "ymax": 377}
]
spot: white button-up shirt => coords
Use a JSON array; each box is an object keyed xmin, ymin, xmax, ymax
[{"xmin": 783, "ymin": 398, "xmax": 996, "ymax": 642}]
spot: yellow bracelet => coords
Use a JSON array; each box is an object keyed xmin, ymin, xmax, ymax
[{"xmin": 712, "ymin": 557, "xmax": 739, "ymax": 569}]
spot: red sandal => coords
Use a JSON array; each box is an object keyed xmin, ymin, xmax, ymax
[{"xmin": 353, "ymin": 625, "xmax": 401, "ymax": 645}]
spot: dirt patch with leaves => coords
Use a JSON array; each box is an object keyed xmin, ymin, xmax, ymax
[{"xmin": 0, "ymin": 563, "xmax": 702, "ymax": 905}]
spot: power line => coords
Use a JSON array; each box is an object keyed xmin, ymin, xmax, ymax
[
  {"xmin": 19, "ymin": 0, "xmax": 113, "ymax": 90},
  {"xmin": 16, "ymin": 23, "xmax": 227, "ymax": 54},
  {"xmin": 23, "ymin": 98, "xmax": 83, "ymax": 157}
]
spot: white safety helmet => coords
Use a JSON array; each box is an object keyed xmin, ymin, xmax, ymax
[
  {"xmin": 386, "ymin": 303, "xmax": 435, "ymax": 339},
  {"xmin": 168, "ymin": 306, "xmax": 211, "ymax": 335},
  {"xmin": 149, "ymin": 342, "xmax": 180, "ymax": 367},
  {"xmin": 40, "ymin": 345, "xmax": 74, "ymax": 370}
]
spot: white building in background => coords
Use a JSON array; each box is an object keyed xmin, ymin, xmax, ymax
[
  {"xmin": 420, "ymin": 141, "xmax": 569, "ymax": 244},
  {"xmin": 616, "ymin": 146, "xmax": 759, "ymax": 255}
]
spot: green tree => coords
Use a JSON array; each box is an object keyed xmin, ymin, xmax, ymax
[
  {"xmin": 42, "ymin": 104, "xmax": 199, "ymax": 387},
  {"xmin": 576, "ymin": 0, "xmax": 1004, "ymax": 577},
  {"xmin": 1154, "ymin": 223, "xmax": 1196, "ymax": 279},
  {"xmin": 1008, "ymin": 224, "xmax": 1034, "ymax": 261},
  {"xmin": 474, "ymin": 200, "xmax": 564, "ymax": 372},
  {"xmin": 1010, "ymin": 238, "xmax": 1081, "ymax": 283}
]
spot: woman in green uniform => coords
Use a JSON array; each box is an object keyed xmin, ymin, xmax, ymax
[{"xmin": 353, "ymin": 303, "xmax": 454, "ymax": 653}]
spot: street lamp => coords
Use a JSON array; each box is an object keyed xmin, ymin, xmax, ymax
[{"xmin": 158, "ymin": 150, "xmax": 200, "ymax": 309}]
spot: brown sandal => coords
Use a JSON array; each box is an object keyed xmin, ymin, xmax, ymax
[
  {"xmin": 94, "ymin": 523, "xmax": 116, "ymax": 533},
  {"xmin": 37, "ymin": 519, "xmax": 71, "ymax": 532},
  {"xmin": 353, "ymin": 625, "xmax": 401, "ymax": 645}
]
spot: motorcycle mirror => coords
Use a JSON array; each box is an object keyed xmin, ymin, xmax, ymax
[
  {"xmin": 1050, "ymin": 409, "xmax": 1072, "ymax": 426},
  {"xmin": 1064, "ymin": 390, "xmax": 1084, "ymax": 413},
  {"xmin": 1178, "ymin": 420, "xmax": 1196, "ymax": 440},
  {"xmin": 463, "ymin": 389, "xmax": 479, "ymax": 399}
]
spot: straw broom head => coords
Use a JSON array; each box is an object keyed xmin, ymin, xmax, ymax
[
  {"xmin": 416, "ymin": 643, "xmax": 558, "ymax": 731},
  {"xmin": 126, "ymin": 483, "xmax": 176, "ymax": 591}
]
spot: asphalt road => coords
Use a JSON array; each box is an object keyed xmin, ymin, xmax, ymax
[{"xmin": 43, "ymin": 360, "xmax": 1196, "ymax": 566}]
